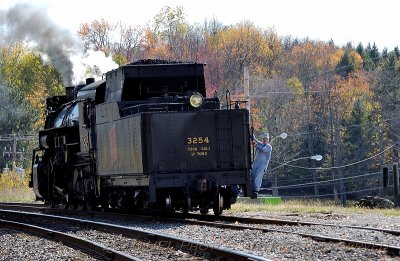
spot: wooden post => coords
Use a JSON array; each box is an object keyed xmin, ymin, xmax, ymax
[
  {"xmin": 382, "ymin": 167, "xmax": 389, "ymax": 197},
  {"xmin": 244, "ymin": 66, "xmax": 252, "ymax": 197},
  {"xmin": 244, "ymin": 66, "xmax": 250, "ymax": 112},
  {"xmin": 272, "ymin": 171, "xmax": 278, "ymax": 197},
  {"xmin": 394, "ymin": 163, "xmax": 399, "ymax": 207}
]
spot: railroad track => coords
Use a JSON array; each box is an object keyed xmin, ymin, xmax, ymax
[
  {"xmin": 172, "ymin": 214, "xmax": 400, "ymax": 256},
  {"xmin": 0, "ymin": 218, "xmax": 139, "ymax": 260},
  {"xmin": 1, "ymin": 202, "xmax": 399, "ymax": 258},
  {"xmin": 0, "ymin": 208, "xmax": 267, "ymax": 261},
  {"xmin": 176, "ymin": 213, "xmax": 400, "ymax": 236}
]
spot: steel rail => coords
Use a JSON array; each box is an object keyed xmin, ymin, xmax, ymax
[
  {"xmin": 2, "ymin": 203, "xmax": 399, "ymax": 240},
  {"xmin": 0, "ymin": 202, "xmax": 45, "ymax": 207},
  {"xmin": 1, "ymin": 202, "xmax": 399, "ymax": 237},
  {"xmin": 0, "ymin": 202, "xmax": 46, "ymax": 212},
  {"xmin": 1, "ymin": 203, "xmax": 398, "ymax": 256},
  {"xmin": 0, "ymin": 209, "xmax": 268, "ymax": 261},
  {"xmin": 155, "ymin": 216, "xmax": 400, "ymax": 256},
  {"xmin": 0, "ymin": 218, "xmax": 140, "ymax": 261},
  {"xmin": 181, "ymin": 213, "xmax": 400, "ymax": 236}
]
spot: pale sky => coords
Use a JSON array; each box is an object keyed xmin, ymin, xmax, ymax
[{"xmin": 1, "ymin": 0, "xmax": 399, "ymax": 50}]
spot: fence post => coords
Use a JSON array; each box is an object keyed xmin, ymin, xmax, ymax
[
  {"xmin": 394, "ymin": 163, "xmax": 399, "ymax": 207},
  {"xmin": 382, "ymin": 167, "xmax": 389, "ymax": 197},
  {"xmin": 272, "ymin": 171, "xmax": 278, "ymax": 197}
]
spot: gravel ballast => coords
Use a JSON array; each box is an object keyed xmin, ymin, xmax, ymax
[
  {"xmin": 0, "ymin": 209, "xmax": 399, "ymax": 260},
  {"xmin": 0, "ymin": 228, "xmax": 96, "ymax": 261}
]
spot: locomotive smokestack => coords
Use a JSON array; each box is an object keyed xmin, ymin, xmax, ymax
[
  {"xmin": 65, "ymin": 86, "xmax": 75, "ymax": 102},
  {"xmin": 86, "ymin": 78, "xmax": 95, "ymax": 85}
]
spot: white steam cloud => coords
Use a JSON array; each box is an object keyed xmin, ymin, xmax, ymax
[
  {"xmin": 0, "ymin": 3, "xmax": 119, "ymax": 86},
  {"xmin": 71, "ymin": 50, "xmax": 119, "ymax": 84}
]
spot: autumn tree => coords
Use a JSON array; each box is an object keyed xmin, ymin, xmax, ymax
[
  {"xmin": 336, "ymin": 49, "xmax": 363, "ymax": 77},
  {"xmin": 212, "ymin": 22, "xmax": 273, "ymax": 93},
  {"xmin": 142, "ymin": 6, "xmax": 190, "ymax": 60},
  {"xmin": 0, "ymin": 43, "xmax": 63, "ymax": 131},
  {"xmin": 0, "ymin": 43, "xmax": 63, "ymax": 169},
  {"xmin": 78, "ymin": 18, "xmax": 114, "ymax": 54}
]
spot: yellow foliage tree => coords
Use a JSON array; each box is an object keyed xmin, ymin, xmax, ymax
[
  {"xmin": 0, "ymin": 43, "xmax": 63, "ymax": 131},
  {"xmin": 332, "ymin": 71, "xmax": 372, "ymax": 120}
]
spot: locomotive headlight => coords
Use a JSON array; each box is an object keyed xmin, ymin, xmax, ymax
[{"xmin": 189, "ymin": 93, "xmax": 203, "ymax": 108}]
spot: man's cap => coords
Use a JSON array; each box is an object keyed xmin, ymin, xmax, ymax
[{"xmin": 262, "ymin": 132, "xmax": 270, "ymax": 139}]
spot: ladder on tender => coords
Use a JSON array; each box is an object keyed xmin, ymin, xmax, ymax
[{"xmin": 215, "ymin": 110, "xmax": 234, "ymax": 169}]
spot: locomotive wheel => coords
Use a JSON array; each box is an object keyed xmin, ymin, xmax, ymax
[
  {"xmin": 100, "ymin": 203, "xmax": 108, "ymax": 212},
  {"xmin": 61, "ymin": 200, "xmax": 69, "ymax": 209},
  {"xmin": 68, "ymin": 198, "xmax": 76, "ymax": 210},
  {"xmin": 84, "ymin": 201, "xmax": 94, "ymax": 211},
  {"xmin": 76, "ymin": 201, "xmax": 84, "ymax": 211},
  {"xmin": 182, "ymin": 197, "xmax": 191, "ymax": 214},
  {"xmin": 200, "ymin": 207, "xmax": 208, "ymax": 215},
  {"xmin": 165, "ymin": 195, "xmax": 172, "ymax": 212},
  {"xmin": 213, "ymin": 192, "xmax": 224, "ymax": 216}
]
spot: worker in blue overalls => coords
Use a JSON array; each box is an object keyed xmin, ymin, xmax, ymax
[{"xmin": 250, "ymin": 132, "xmax": 272, "ymax": 199}]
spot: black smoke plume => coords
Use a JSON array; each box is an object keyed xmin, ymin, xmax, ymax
[{"xmin": 0, "ymin": 3, "xmax": 81, "ymax": 85}]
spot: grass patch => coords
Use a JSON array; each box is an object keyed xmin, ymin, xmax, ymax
[
  {"xmin": 0, "ymin": 171, "xmax": 36, "ymax": 202},
  {"xmin": 228, "ymin": 199, "xmax": 400, "ymax": 217},
  {"xmin": 0, "ymin": 188, "xmax": 35, "ymax": 202}
]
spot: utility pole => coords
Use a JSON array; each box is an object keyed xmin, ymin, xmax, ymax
[
  {"xmin": 244, "ymin": 66, "xmax": 252, "ymax": 197},
  {"xmin": 382, "ymin": 166, "xmax": 389, "ymax": 197},
  {"xmin": 1, "ymin": 134, "xmax": 35, "ymax": 169},
  {"xmin": 394, "ymin": 163, "xmax": 400, "ymax": 207},
  {"xmin": 244, "ymin": 66, "xmax": 250, "ymax": 112}
]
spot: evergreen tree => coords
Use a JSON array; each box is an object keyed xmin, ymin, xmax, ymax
[
  {"xmin": 369, "ymin": 43, "xmax": 380, "ymax": 66},
  {"xmin": 336, "ymin": 50, "xmax": 358, "ymax": 77},
  {"xmin": 356, "ymin": 43, "xmax": 374, "ymax": 70},
  {"xmin": 382, "ymin": 48, "xmax": 388, "ymax": 58},
  {"xmin": 342, "ymin": 98, "xmax": 372, "ymax": 196},
  {"xmin": 394, "ymin": 46, "xmax": 400, "ymax": 58},
  {"xmin": 384, "ymin": 52, "xmax": 398, "ymax": 70},
  {"xmin": 343, "ymin": 98, "xmax": 371, "ymax": 164},
  {"xmin": 356, "ymin": 43, "xmax": 364, "ymax": 56}
]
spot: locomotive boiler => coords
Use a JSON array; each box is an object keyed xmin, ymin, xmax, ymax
[{"xmin": 30, "ymin": 60, "xmax": 251, "ymax": 215}]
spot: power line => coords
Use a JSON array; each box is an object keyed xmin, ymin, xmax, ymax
[
  {"xmin": 270, "ymin": 143, "xmax": 396, "ymax": 171},
  {"xmin": 282, "ymin": 187, "xmax": 382, "ymax": 199},
  {"xmin": 277, "ymin": 168, "xmax": 381, "ymax": 185},
  {"xmin": 265, "ymin": 171, "xmax": 380, "ymax": 190},
  {"xmin": 282, "ymin": 115, "xmax": 400, "ymax": 138},
  {"xmin": 0, "ymin": 134, "xmax": 35, "ymax": 166}
]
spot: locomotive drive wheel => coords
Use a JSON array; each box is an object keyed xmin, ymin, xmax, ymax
[
  {"xmin": 100, "ymin": 202, "xmax": 109, "ymax": 212},
  {"xmin": 182, "ymin": 197, "xmax": 191, "ymax": 214},
  {"xmin": 60, "ymin": 195, "xmax": 70, "ymax": 209},
  {"xmin": 200, "ymin": 207, "xmax": 209, "ymax": 215},
  {"xmin": 84, "ymin": 201, "xmax": 94, "ymax": 211},
  {"xmin": 165, "ymin": 195, "xmax": 172, "ymax": 213},
  {"xmin": 75, "ymin": 201, "xmax": 84, "ymax": 211},
  {"xmin": 213, "ymin": 192, "xmax": 224, "ymax": 216}
]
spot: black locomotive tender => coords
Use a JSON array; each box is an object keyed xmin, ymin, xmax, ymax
[{"xmin": 30, "ymin": 60, "xmax": 251, "ymax": 215}]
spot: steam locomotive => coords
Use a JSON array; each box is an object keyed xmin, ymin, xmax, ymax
[{"xmin": 30, "ymin": 60, "xmax": 251, "ymax": 215}]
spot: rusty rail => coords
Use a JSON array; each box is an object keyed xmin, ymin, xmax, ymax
[
  {"xmin": 0, "ymin": 219, "xmax": 140, "ymax": 260},
  {"xmin": 0, "ymin": 209, "xmax": 267, "ymax": 261}
]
